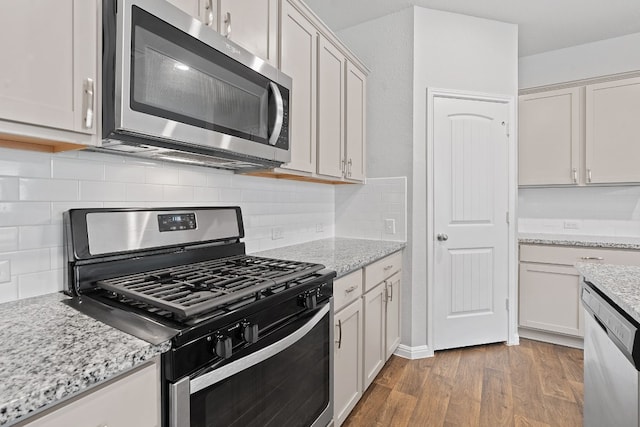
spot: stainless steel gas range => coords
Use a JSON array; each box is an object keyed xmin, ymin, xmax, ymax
[{"xmin": 63, "ymin": 207, "xmax": 335, "ymax": 427}]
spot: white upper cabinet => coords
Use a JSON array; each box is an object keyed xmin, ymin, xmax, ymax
[
  {"xmin": 317, "ymin": 36, "xmax": 346, "ymax": 179},
  {"xmin": 345, "ymin": 62, "xmax": 366, "ymax": 182},
  {"xmin": 218, "ymin": 0, "xmax": 278, "ymax": 65},
  {"xmin": 519, "ymin": 88, "xmax": 581, "ymax": 186},
  {"xmin": 0, "ymin": 0, "xmax": 98, "ymax": 146},
  {"xmin": 279, "ymin": 0, "xmax": 317, "ymax": 173},
  {"xmin": 585, "ymin": 77, "xmax": 640, "ymax": 184},
  {"xmin": 167, "ymin": 0, "xmax": 205, "ymax": 22}
]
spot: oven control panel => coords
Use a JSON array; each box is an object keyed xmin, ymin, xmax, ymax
[{"xmin": 157, "ymin": 213, "xmax": 197, "ymax": 232}]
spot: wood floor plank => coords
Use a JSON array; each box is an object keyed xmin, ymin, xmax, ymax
[
  {"xmin": 443, "ymin": 345, "xmax": 486, "ymax": 427},
  {"xmin": 374, "ymin": 355, "xmax": 410, "ymax": 389},
  {"xmin": 532, "ymin": 341, "xmax": 577, "ymax": 403},
  {"xmin": 346, "ymin": 339, "xmax": 583, "ymax": 427},
  {"xmin": 479, "ymin": 367, "xmax": 514, "ymax": 427}
]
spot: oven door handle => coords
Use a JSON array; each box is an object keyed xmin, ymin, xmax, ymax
[{"xmin": 190, "ymin": 302, "xmax": 330, "ymax": 394}]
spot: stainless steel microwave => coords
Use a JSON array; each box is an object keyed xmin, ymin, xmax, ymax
[{"xmin": 99, "ymin": 0, "xmax": 291, "ymax": 170}]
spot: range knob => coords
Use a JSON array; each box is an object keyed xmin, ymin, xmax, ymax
[
  {"xmin": 242, "ymin": 322, "xmax": 259, "ymax": 344},
  {"xmin": 304, "ymin": 293, "xmax": 317, "ymax": 310},
  {"xmin": 214, "ymin": 335, "xmax": 233, "ymax": 359}
]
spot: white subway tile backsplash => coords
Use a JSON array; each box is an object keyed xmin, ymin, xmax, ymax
[
  {"xmin": 145, "ymin": 166, "xmax": 180, "ymax": 185},
  {"xmin": 0, "ymin": 148, "xmax": 51, "ymax": 178},
  {"xmin": 126, "ymin": 183, "xmax": 163, "ymax": 201},
  {"xmin": 80, "ymin": 181, "xmax": 126, "ymax": 201},
  {"xmin": 20, "ymin": 178, "xmax": 78, "ymax": 201},
  {"xmin": 0, "ymin": 202, "xmax": 51, "ymax": 226},
  {"xmin": 105, "ymin": 163, "xmax": 146, "ymax": 183},
  {"xmin": 18, "ymin": 269, "xmax": 62, "ymax": 299},
  {"xmin": 163, "ymin": 185, "xmax": 194, "ymax": 202},
  {"xmin": 19, "ymin": 225, "xmax": 63, "ymax": 249},
  {"xmin": 0, "ymin": 249, "xmax": 50, "ymax": 275},
  {"xmin": 0, "ymin": 148, "xmax": 337, "ymax": 302},
  {"xmin": 0, "ymin": 228, "xmax": 18, "ymax": 252},
  {"xmin": 0, "ymin": 276, "xmax": 18, "ymax": 304},
  {"xmin": 52, "ymin": 158, "xmax": 105, "ymax": 181},
  {"xmin": 0, "ymin": 177, "xmax": 19, "ymax": 201}
]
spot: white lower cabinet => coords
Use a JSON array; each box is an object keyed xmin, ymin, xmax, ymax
[
  {"xmin": 362, "ymin": 281, "xmax": 386, "ymax": 390},
  {"xmin": 334, "ymin": 298, "xmax": 363, "ymax": 427},
  {"xmin": 20, "ymin": 358, "xmax": 160, "ymax": 427},
  {"xmin": 519, "ymin": 244, "xmax": 640, "ymax": 344},
  {"xmin": 333, "ymin": 251, "xmax": 402, "ymax": 426}
]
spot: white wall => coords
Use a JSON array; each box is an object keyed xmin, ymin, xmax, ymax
[
  {"xmin": 335, "ymin": 177, "xmax": 407, "ymax": 241},
  {"xmin": 339, "ymin": 7, "xmax": 518, "ymax": 352},
  {"xmin": 0, "ymin": 148, "xmax": 334, "ymax": 303},
  {"xmin": 519, "ymin": 32, "xmax": 640, "ymax": 89}
]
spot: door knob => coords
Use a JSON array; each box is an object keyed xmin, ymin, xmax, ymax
[{"xmin": 436, "ymin": 233, "xmax": 448, "ymax": 241}]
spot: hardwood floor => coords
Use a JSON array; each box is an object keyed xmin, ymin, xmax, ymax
[{"xmin": 342, "ymin": 339, "xmax": 583, "ymax": 427}]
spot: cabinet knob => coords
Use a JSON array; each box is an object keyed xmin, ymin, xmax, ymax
[{"xmin": 436, "ymin": 233, "xmax": 448, "ymax": 241}]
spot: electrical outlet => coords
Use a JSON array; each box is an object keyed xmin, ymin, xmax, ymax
[
  {"xmin": 563, "ymin": 220, "xmax": 580, "ymax": 230},
  {"xmin": 271, "ymin": 227, "xmax": 284, "ymax": 240},
  {"xmin": 384, "ymin": 219, "xmax": 396, "ymax": 235},
  {"xmin": 0, "ymin": 260, "xmax": 10, "ymax": 283},
  {"xmin": 316, "ymin": 223, "xmax": 324, "ymax": 233}
]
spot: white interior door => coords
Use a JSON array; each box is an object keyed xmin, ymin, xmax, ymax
[{"xmin": 433, "ymin": 96, "xmax": 510, "ymax": 350}]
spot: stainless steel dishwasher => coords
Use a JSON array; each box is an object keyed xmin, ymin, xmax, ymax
[{"xmin": 581, "ymin": 280, "xmax": 640, "ymax": 427}]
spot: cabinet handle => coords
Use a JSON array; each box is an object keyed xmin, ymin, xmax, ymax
[
  {"xmin": 587, "ymin": 169, "xmax": 592, "ymax": 183},
  {"xmin": 341, "ymin": 158, "xmax": 346, "ymax": 175},
  {"xmin": 387, "ymin": 282, "xmax": 393, "ymax": 302},
  {"xmin": 572, "ymin": 168, "xmax": 577, "ymax": 183},
  {"xmin": 224, "ymin": 12, "xmax": 231, "ymax": 38},
  {"xmin": 344, "ymin": 285, "xmax": 357, "ymax": 294},
  {"xmin": 336, "ymin": 319, "xmax": 342, "ymax": 349},
  {"xmin": 82, "ymin": 78, "xmax": 94, "ymax": 129},
  {"xmin": 204, "ymin": 0, "xmax": 214, "ymax": 27},
  {"xmin": 348, "ymin": 159, "xmax": 353, "ymax": 177},
  {"xmin": 581, "ymin": 256, "xmax": 604, "ymax": 261}
]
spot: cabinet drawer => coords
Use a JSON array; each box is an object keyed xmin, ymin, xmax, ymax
[
  {"xmin": 334, "ymin": 269, "xmax": 363, "ymax": 312},
  {"xmin": 364, "ymin": 252, "xmax": 402, "ymax": 293},
  {"xmin": 520, "ymin": 244, "xmax": 640, "ymax": 267}
]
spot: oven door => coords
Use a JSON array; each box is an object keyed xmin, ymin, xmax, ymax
[
  {"xmin": 104, "ymin": 0, "xmax": 290, "ymax": 162},
  {"xmin": 169, "ymin": 302, "xmax": 334, "ymax": 427}
]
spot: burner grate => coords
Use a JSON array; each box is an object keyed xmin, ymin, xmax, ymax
[{"xmin": 96, "ymin": 255, "xmax": 324, "ymax": 319}]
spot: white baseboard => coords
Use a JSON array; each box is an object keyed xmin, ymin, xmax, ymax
[
  {"xmin": 519, "ymin": 327, "xmax": 584, "ymax": 349},
  {"xmin": 394, "ymin": 344, "xmax": 434, "ymax": 359}
]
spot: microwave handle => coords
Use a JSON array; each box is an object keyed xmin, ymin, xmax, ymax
[{"xmin": 268, "ymin": 82, "xmax": 284, "ymax": 146}]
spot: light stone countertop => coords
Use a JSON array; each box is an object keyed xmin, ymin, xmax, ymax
[
  {"xmin": 519, "ymin": 233, "xmax": 640, "ymax": 250},
  {"xmin": 0, "ymin": 293, "xmax": 171, "ymax": 426},
  {"xmin": 253, "ymin": 237, "xmax": 406, "ymax": 278},
  {"xmin": 576, "ymin": 262, "xmax": 640, "ymax": 324}
]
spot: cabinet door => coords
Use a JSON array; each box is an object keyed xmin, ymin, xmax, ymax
[
  {"xmin": 345, "ymin": 61, "xmax": 366, "ymax": 182},
  {"xmin": 167, "ymin": 0, "xmax": 202, "ymax": 20},
  {"xmin": 363, "ymin": 282, "xmax": 386, "ymax": 390},
  {"xmin": 317, "ymin": 36, "xmax": 345, "ymax": 179},
  {"xmin": 279, "ymin": 1, "xmax": 317, "ymax": 173},
  {"xmin": 0, "ymin": 0, "xmax": 97, "ymax": 135},
  {"xmin": 219, "ymin": 0, "xmax": 278, "ymax": 64},
  {"xmin": 24, "ymin": 361, "xmax": 160, "ymax": 427},
  {"xmin": 519, "ymin": 262, "xmax": 584, "ymax": 337},
  {"xmin": 518, "ymin": 88, "xmax": 580, "ymax": 185},
  {"xmin": 334, "ymin": 299, "xmax": 363, "ymax": 427},
  {"xmin": 385, "ymin": 272, "xmax": 401, "ymax": 360},
  {"xmin": 586, "ymin": 77, "xmax": 640, "ymax": 184}
]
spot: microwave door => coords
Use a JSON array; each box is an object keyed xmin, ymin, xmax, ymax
[{"xmin": 109, "ymin": 0, "xmax": 291, "ymax": 163}]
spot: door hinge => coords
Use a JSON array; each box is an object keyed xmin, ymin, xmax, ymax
[
  {"xmin": 501, "ymin": 121, "xmax": 510, "ymax": 137},
  {"xmin": 506, "ymin": 211, "xmax": 510, "ymax": 224}
]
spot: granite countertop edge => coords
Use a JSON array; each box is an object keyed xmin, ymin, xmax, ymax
[
  {"xmin": 575, "ymin": 262, "xmax": 640, "ymax": 324},
  {"xmin": 519, "ymin": 233, "xmax": 640, "ymax": 250},
  {"xmin": 0, "ymin": 294, "xmax": 171, "ymax": 426},
  {"xmin": 253, "ymin": 237, "xmax": 407, "ymax": 278}
]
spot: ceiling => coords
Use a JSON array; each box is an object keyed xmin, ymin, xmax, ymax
[{"xmin": 303, "ymin": 0, "xmax": 640, "ymax": 57}]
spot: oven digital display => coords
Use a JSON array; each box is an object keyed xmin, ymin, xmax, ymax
[{"xmin": 158, "ymin": 213, "xmax": 197, "ymax": 232}]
